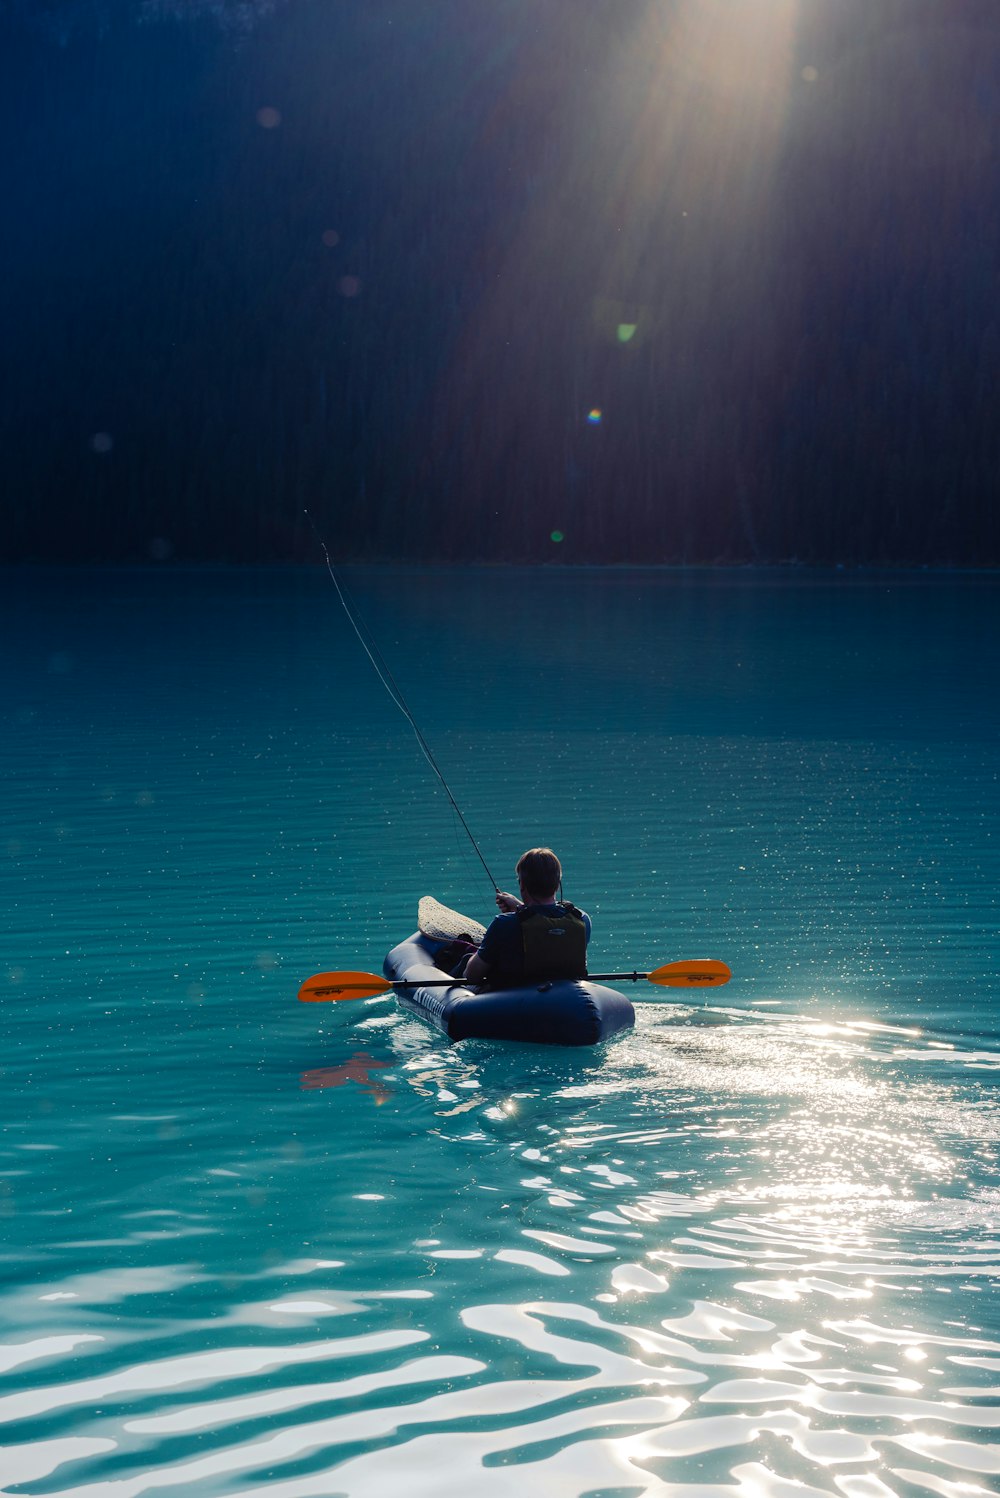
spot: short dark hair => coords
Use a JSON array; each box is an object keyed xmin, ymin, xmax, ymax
[{"xmin": 516, "ymin": 847, "xmax": 562, "ymax": 900}]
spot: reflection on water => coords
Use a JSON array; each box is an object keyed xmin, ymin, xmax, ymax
[
  {"xmin": 1, "ymin": 568, "xmax": 998, "ymax": 1495},
  {"xmin": 300, "ymin": 1051, "xmax": 393, "ymax": 1101}
]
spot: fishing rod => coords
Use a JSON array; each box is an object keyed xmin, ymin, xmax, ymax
[{"xmin": 306, "ymin": 512, "xmax": 500, "ymax": 894}]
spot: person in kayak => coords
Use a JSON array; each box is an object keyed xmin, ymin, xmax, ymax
[{"xmin": 438, "ymin": 847, "xmax": 591, "ymax": 985}]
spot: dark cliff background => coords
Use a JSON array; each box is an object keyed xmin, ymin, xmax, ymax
[{"xmin": 3, "ymin": 0, "xmax": 998, "ymax": 565}]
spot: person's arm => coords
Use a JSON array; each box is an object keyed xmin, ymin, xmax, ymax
[
  {"xmin": 464, "ymin": 910, "xmax": 507, "ymax": 984},
  {"xmin": 495, "ymin": 890, "xmax": 522, "ymax": 913},
  {"xmin": 464, "ymin": 950, "xmax": 491, "ymax": 984}
]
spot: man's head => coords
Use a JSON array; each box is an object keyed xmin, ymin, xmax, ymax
[{"xmin": 515, "ymin": 847, "xmax": 562, "ymax": 901}]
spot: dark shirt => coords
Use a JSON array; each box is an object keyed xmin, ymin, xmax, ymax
[{"xmin": 477, "ymin": 903, "xmax": 592, "ymax": 982}]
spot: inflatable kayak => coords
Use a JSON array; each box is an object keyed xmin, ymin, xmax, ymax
[{"xmin": 383, "ymin": 898, "xmax": 635, "ymax": 1046}]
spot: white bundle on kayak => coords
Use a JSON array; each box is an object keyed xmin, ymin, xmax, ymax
[{"xmin": 417, "ymin": 896, "xmax": 487, "ymax": 945}]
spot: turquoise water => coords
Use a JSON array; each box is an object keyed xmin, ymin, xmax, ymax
[{"xmin": 3, "ymin": 566, "xmax": 998, "ymax": 1497}]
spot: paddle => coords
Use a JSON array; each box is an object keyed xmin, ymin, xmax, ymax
[{"xmin": 298, "ymin": 959, "xmax": 731, "ymax": 1002}]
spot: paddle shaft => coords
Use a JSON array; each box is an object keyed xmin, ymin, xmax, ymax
[{"xmin": 404, "ymin": 972, "xmax": 654, "ymax": 987}]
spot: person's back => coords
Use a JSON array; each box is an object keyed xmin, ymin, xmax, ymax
[
  {"xmin": 480, "ymin": 899, "xmax": 590, "ymax": 985},
  {"xmin": 449, "ymin": 848, "xmax": 591, "ymax": 987}
]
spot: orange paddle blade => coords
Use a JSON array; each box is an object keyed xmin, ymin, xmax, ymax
[
  {"xmin": 298, "ymin": 970, "xmax": 391, "ymax": 1002},
  {"xmin": 647, "ymin": 959, "xmax": 731, "ymax": 988}
]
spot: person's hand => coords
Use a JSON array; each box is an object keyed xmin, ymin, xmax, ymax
[{"xmin": 495, "ymin": 890, "xmax": 521, "ymax": 913}]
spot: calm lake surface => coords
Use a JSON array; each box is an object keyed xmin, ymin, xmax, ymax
[{"xmin": 2, "ymin": 565, "xmax": 998, "ymax": 1497}]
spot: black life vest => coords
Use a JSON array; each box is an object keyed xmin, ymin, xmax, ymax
[{"xmin": 516, "ymin": 901, "xmax": 589, "ymax": 981}]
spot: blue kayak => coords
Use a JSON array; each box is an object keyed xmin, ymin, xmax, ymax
[{"xmin": 383, "ymin": 903, "xmax": 635, "ymax": 1045}]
